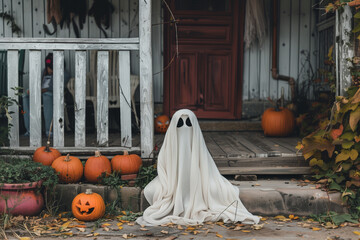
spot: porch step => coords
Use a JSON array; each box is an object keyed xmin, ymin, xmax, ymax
[
  {"xmin": 218, "ymin": 166, "xmax": 311, "ymax": 175},
  {"xmin": 199, "ymin": 120, "xmax": 262, "ymax": 131},
  {"xmin": 55, "ymin": 180, "xmax": 346, "ymax": 217}
]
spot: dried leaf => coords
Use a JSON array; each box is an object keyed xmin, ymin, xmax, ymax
[
  {"xmin": 60, "ymin": 221, "xmax": 72, "ymax": 231},
  {"xmin": 216, "ymin": 233, "xmax": 223, "ymax": 238},
  {"xmin": 77, "ymin": 227, "xmax": 86, "ymax": 232},
  {"xmin": 241, "ymin": 230, "xmax": 251, "ymax": 233},
  {"xmin": 234, "ymin": 225, "xmax": 243, "ymax": 230},
  {"xmin": 312, "ymin": 227, "xmax": 321, "ymax": 231},
  {"xmin": 353, "ymin": 231, "xmax": 360, "ymax": 235},
  {"xmin": 104, "ymin": 227, "xmax": 110, "ymax": 231},
  {"xmin": 350, "ymin": 149, "xmax": 358, "ymax": 160},
  {"xmin": 336, "ymin": 150, "xmax": 350, "ymax": 163},
  {"xmin": 62, "ymin": 232, "xmax": 73, "ymax": 236},
  {"xmin": 252, "ymin": 224, "xmax": 264, "ymax": 230},
  {"xmin": 330, "ymin": 124, "xmax": 344, "ymax": 140},
  {"xmin": 140, "ymin": 228, "xmax": 148, "ymax": 231},
  {"xmin": 164, "ymin": 236, "xmax": 177, "ymax": 240},
  {"xmin": 122, "ymin": 233, "xmax": 135, "ymax": 239},
  {"xmin": 101, "ymin": 223, "xmax": 111, "ymax": 227},
  {"xmin": 19, "ymin": 238, "xmax": 32, "ymax": 240},
  {"xmin": 161, "ymin": 230, "xmax": 169, "ymax": 234},
  {"xmin": 177, "ymin": 225, "xmax": 183, "ymax": 230},
  {"xmin": 350, "ymin": 108, "xmax": 360, "ymax": 131},
  {"xmin": 74, "ymin": 225, "xmax": 87, "ymax": 228}
]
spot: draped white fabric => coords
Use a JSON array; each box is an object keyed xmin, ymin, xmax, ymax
[
  {"xmin": 136, "ymin": 109, "xmax": 260, "ymax": 226},
  {"xmin": 244, "ymin": 0, "xmax": 267, "ymax": 48}
]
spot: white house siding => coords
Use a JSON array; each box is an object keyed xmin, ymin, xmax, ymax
[
  {"xmin": 0, "ymin": 0, "xmax": 317, "ymax": 104},
  {"xmin": 0, "ymin": 0, "xmax": 163, "ymax": 103},
  {"xmin": 243, "ymin": 0, "xmax": 318, "ymax": 101}
]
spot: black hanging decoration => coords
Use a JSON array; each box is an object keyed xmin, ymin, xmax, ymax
[
  {"xmin": 88, "ymin": 0, "xmax": 115, "ymax": 38},
  {"xmin": 60, "ymin": 0, "xmax": 87, "ymax": 38}
]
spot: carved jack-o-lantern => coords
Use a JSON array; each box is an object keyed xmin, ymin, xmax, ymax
[
  {"xmin": 71, "ymin": 189, "xmax": 105, "ymax": 221},
  {"xmin": 155, "ymin": 115, "xmax": 170, "ymax": 133}
]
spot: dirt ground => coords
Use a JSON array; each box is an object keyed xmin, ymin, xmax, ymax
[{"xmin": 1, "ymin": 215, "xmax": 360, "ymax": 240}]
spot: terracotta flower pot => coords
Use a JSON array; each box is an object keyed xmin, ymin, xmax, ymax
[{"xmin": 0, "ymin": 181, "xmax": 44, "ymax": 216}]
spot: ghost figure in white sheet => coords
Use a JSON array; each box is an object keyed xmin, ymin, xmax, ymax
[{"xmin": 136, "ymin": 109, "xmax": 260, "ymax": 226}]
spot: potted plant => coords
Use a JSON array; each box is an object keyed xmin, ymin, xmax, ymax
[{"xmin": 0, "ymin": 157, "xmax": 58, "ymax": 216}]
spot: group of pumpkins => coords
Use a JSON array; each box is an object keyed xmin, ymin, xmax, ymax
[
  {"xmin": 33, "ymin": 142, "xmax": 142, "ymax": 183},
  {"xmin": 33, "ymin": 142, "xmax": 143, "ymax": 221}
]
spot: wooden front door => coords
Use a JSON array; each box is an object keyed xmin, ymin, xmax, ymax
[{"xmin": 164, "ymin": 0, "xmax": 244, "ymax": 119}]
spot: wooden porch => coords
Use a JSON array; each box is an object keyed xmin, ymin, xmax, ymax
[{"xmin": 12, "ymin": 130, "xmax": 309, "ymax": 175}]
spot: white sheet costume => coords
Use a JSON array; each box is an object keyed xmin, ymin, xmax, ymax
[{"xmin": 136, "ymin": 109, "xmax": 260, "ymax": 226}]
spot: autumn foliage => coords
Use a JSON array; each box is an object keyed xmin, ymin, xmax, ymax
[{"xmin": 299, "ymin": 86, "xmax": 360, "ymax": 214}]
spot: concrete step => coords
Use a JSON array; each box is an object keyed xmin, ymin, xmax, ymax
[{"xmin": 55, "ymin": 180, "xmax": 346, "ymax": 217}]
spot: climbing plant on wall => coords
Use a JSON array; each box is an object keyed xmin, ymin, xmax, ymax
[{"xmin": 299, "ymin": 0, "xmax": 360, "ymax": 222}]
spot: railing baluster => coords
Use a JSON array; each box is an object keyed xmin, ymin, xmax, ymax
[
  {"xmin": 29, "ymin": 50, "xmax": 42, "ymax": 147},
  {"xmin": 97, "ymin": 51, "xmax": 109, "ymax": 146},
  {"xmin": 139, "ymin": 0, "xmax": 154, "ymax": 158},
  {"xmin": 53, "ymin": 51, "xmax": 65, "ymax": 147},
  {"xmin": 119, "ymin": 51, "xmax": 132, "ymax": 147},
  {"xmin": 7, "ymin": 50, "xmax": 19, "ymax": 147},
  {"xmin": 75, "ymin": 51, "xmax": 87, "ymax": 147}
]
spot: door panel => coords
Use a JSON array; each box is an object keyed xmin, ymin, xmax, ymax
[
  {"xmin": 204, "ymin": 53, "xmax": 231, "ymax": 111},
  {"xmin": 164, "ymin": 0, "xmax": 244, "ymax": 119},
  {"xmin": 173, "ymin": 53, "xmax": 198, "ymax": 109}
]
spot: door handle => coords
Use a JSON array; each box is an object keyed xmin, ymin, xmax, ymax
[{"xmin": 199, "ymin": 93, "xmax": 204, "ymax": 105}]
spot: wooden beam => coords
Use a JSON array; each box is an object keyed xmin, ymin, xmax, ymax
[
  {"xmin": 29, "ymin": 50, "xmax": 42, "ymax": 147},
  {"xmin": 75, "ymin": 51, "xmax": 87, "ymax": 147},
  {"xmin": 97, "ymin": 51, "xmax": 109, "ymax": 146},
  {"xmin": 0, "ymin": 38, "xmax": 140, "ymax": 50},
  {"xmin": 139, "ymin": 0, "xmax": 154, "ymax": 158},
  {"xmin": 53, "ymin": 51, "xmax": 65, "ymax": 147},
  {"xmin": 338, "ymin": 6, "xmax": 354, "ymax": 96},
  {"xmin": 7, "ymin": 50, "xmax": 19, "ymax": 147},
  {"xmin": 119, "ymin": 51, "xmax": 132, "ymax": 147}
]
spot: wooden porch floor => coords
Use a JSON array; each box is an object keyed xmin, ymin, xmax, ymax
[{"xmin": 16, "ymin": 131, "xmax": 309, "ymax": 175}]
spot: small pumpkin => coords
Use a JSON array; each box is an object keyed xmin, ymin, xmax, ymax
[
  {"xmin": 155, "ymin": 115, "xmax": 170, "ymax": 133},
  {"xmin": 71, "ymin": 189, "xmax": 105, "ymax": 221},
  {"xmin": 52, "ymin": 154, "xmax": 83, "ymax": 183},
  {"xmin": 84, "ymin": 151, "xmax": 111, "ymax": 183},
  {"xmin": 33, "ymin": 141, "xmax": 61, "ymax": 166},
  {"xmin": 261, "ymin": 107, "xmax": 295, "ymax": 137},
  {"xmin": 111, "ymin": 150, "xmax": 142, "ymax": 175}
]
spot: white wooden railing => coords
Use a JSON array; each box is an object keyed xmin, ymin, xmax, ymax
[{"xmin": 2, "ymin": 0, "xmax": 153, "ymax": 157}]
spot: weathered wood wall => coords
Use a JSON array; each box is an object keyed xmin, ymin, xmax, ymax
[
  {"xmin": 243, "ymin": 0, "xmax": 318, "ymax": 101},
  {"xmin": 0, "ymin": 0, "xmax": 317, "ymax": 103}
]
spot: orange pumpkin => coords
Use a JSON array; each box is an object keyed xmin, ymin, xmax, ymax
[
  {"xmin": 33, "ymin": 141, "xmax": 61, "ymax": 166},
  {"xmin": 71, "ymin": 189, "xmax": 105, "ymax": 221},
  {"xmin": 84, "ymin": 151, "xmax": 111, "ymax": 183},
  {"xmin": 155, "ymin": 115, "xmax": 170, "ymax": 133},
  {"xmin": 52, "ymin": 154, "xmax": 83, "ymax": 183},
  {"xmin": 111, "ymin": 151, "xmax": 142, "ymax": 175},
  {"xmin": 261, "ymin": 107, "xmax": 295, "ymax": 137}
]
